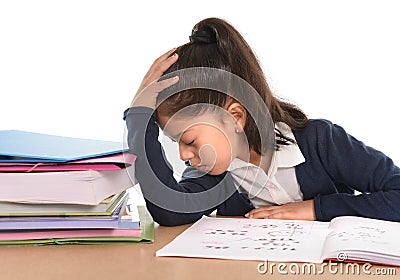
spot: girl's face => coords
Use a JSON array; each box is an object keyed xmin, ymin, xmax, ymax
[{"xmin": 157, "ymin": 110, "xmax": 245, "ymax": 175}]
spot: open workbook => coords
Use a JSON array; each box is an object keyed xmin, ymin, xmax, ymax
[{"xmin": 156, "ymin": 216, "xmax": 400, "ymax": 266}]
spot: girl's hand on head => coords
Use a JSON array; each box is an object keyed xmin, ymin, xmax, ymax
[
  {"xmin": 130, "ymin": 48, "xmax": 179, "ymax": 109},
  {"xmin": 245, "ymin": 200, "xmax": 316, "ymax": 221}
]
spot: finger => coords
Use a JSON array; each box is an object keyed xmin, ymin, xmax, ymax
[
  {"xmin": 246, "ymin": 206, "xmax": 284, "ymax": 218},
  {"xmin": 157, "ymin": 52, "xmax": 179, "ymax": 73},
  {"xmin": 153, "ymin": 75, "xmax": 179, "ymax": 92},
  {"xmin": 154, "ymin": 48, "xmax": 177, "ymax": 64},
  {"xmin": 144, "ymin": 52, "xmax": 179, "ymax": 86},
  {"xmin": 245, "ymin": 205, "xmax": 280, "ymax": 217},
  {"xmin": 250, "ymin": 209, "xmax": 285, "ymax": 219},
  {"xmin": 147, "ymin": 48, "xmax": 177, "ymax": 75},
  {"xmin": 135, "ymin": 76, "xmax": 178, "ymax": 101},
  {"xmin": 264, "ymin": 212, "xmax": 286, "ymax": 219},
  {"xmin": 149, "ymin": 53, "xmax": 179, "ymax": 81}
]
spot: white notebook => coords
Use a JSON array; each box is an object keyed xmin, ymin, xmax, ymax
[{"xmin": 0, "ymin": 166, "xmax": 135, "ymax": 205}]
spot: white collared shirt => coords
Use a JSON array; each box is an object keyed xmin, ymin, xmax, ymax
[{"xmin": 227, "ymin": 122, "xmax": 305, "ymax": 207}]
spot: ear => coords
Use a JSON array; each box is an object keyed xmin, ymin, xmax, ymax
[{"xmin": 225, "ymin": 102, "xmax": 247, "ymax": 132}]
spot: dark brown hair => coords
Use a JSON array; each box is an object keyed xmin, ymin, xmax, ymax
[{"xmin": 157, "ymin": 17, "xmax": 308, "ymax": 154}]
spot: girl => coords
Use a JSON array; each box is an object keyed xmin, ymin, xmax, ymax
[{"xmin": 125, "ymin": 18, "xmax": 400, "ymax": 226}]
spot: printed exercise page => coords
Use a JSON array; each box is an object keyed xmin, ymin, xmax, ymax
[{"xmin": 157, "ymin": 216, "xmax": 331, "ymax": 262}]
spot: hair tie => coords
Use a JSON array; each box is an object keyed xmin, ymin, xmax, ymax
[{"xmin": 189, "ymin": 29, "xmax": 217, "ymax": 44}]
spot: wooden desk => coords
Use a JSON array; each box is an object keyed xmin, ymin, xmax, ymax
[{"xmin": 0, "ymin": 223, "xmax": 398, "ymax": 280}]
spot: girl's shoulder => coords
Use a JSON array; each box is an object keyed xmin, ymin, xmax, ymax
[
  {"xmin": 292, "ymin": 118, "xmax": 351, "ymax": 152},
  {"xmin": 301, "ymin": 118, "xmax": 335, "ymax": 131},
  {"xmin": 293, "ymin": 118, "xmax": 338, "ymax": 139}
]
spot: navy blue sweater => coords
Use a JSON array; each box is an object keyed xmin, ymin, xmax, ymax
[{"xmin": 124, "ymin": 107, "xmax": 400, "ymax": 226}]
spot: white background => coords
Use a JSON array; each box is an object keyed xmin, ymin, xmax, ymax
[{"xmin": 1, "ymin": 0, "xmax": 399, "ymax": 165}]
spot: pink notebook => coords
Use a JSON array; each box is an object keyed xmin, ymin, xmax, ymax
[
  {"xmin": 0, "ymin": 153, "xmax": 136, "ymax": 172},
  {"xmin": 0, "ymin": 228, "xmax": 141, "ymax": 241}
]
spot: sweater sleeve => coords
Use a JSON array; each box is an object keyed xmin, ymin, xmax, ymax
[
  {"xmin": 312, "ymin": 120, "xmax": 400, "ymax": 221},
  {"xmin": 123, "ymin": 107, "xmax": 235, "ymax": 226}
]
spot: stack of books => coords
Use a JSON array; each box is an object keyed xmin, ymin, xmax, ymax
[{"xmin": 0, "ymin": 130, "xmax": 153, "ymax": 245}]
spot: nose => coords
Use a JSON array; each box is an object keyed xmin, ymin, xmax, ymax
[{"xmin": 179, "ymin": 143, "xmax": 195, "ymax": 161}]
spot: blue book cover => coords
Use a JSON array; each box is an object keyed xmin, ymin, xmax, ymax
[{"xmin": 0, "ymin": 130, "xmax": 127, "ymax": 162}]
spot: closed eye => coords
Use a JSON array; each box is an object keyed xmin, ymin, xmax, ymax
[
  {"xmin": 170, "ymin": 137, "xmax": 193, "ymax": 145},
  {"xmin": 184, "ymin": 140, "xmax": 195, "ymax": 146}
]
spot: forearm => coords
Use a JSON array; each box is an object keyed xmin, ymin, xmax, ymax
[
  {"xmin": 124, "ymin": 107, "xmax": 216, "ymax": 225},
  {"xmin": 314, "ymin": 190, "xmax": 400, "ymax": 222}
]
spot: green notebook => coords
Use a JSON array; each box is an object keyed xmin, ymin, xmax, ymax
[{"xmin": 0, "ymin": 206, "xmax": 154, "ymax": 245}]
